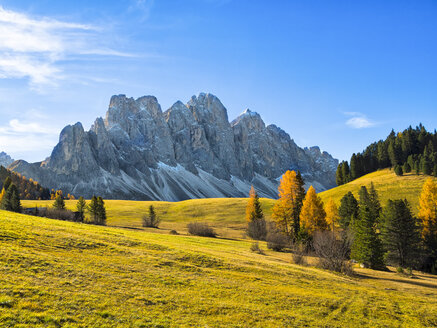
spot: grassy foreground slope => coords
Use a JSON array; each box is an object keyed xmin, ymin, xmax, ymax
[
  {"xmin": 1, "ymin": 210, "xmax": 437, "ymax": 327},
  {"xmin": 320, "ymin": 168, "xmax": 437, "ymax": 213}
]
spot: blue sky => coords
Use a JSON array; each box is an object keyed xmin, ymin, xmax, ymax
[{"xmin": 0, "ymin": 0, "xmax": 436, "ymax": 162}]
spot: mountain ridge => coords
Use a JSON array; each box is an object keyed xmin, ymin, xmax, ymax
[{"xmin": 10, "ymin": 93, "xmax": 338, "ymax": 200}]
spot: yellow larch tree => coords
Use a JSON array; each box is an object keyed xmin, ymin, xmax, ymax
[
  {"xmin": 325, "ymin": 199, "xmax": 339, "ymax": 231},
  {"xmin": 418, "ymin": 177, "xmax": 437, "ymax": 240},
  {"xmin": 272, "ymin": 170, "xmax": 305, "ymax": 239},
  {"xmin": 300, "ymin": 186, "xmax": 327, "ymax": 234}
]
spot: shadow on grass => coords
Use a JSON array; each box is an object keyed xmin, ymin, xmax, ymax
[{"xmin": 355, "ymin": 272, "xmax": 437, "ymax": 290}]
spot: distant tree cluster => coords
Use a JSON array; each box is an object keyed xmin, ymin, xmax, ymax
[
  {"xmin": 0, "ymin": 166, "xmax": 50, "ymax": 200},
  {"xmin": 336, "ymin": 125, "xmax": 437, "ymax": 185}
]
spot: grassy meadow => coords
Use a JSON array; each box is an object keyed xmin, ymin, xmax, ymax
[
  {"xmin": 320, "ymin": 168, "xmax": 436, "ymax": 214},
  {"xmin": 1, "ymin": 209, "xmax": 437, "ymax": 327},
  {"xmin": 21, "ymin": 198, "xmax": 276, "ymax": 239}
]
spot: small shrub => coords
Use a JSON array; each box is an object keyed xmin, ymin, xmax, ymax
[
  {"xmin": 312, "ymin": 230, "xmax": 353, "ymax": 275},
  {"xmin": 266, "ymin": 231, "xmax": 290, "ymax": 252},
  {"xmin": 292, "ymin": 243, "xmax": 307, "ymax": 265},
  {"xmin": 39, "ymin": 208, "xmax": 77, "ymax": 222},
  {"xmin": 396, "ymin": 267, "xmax": 404, "ymax": 274},
  {"xmin": 187, "ymin": 222, "xmax": 216, "ymax": 237},
  {"xmin": 250, "ymin": 242, "xmax": 264, "ymax": 254},
  {"xmin": 169, "ymin": 230, "xmax": 179, "ymax": 235},
  {"xmin": 142, "ymin": 205, "xmax": 160, "ymax": 228},
  {"xmin": 247, "ymin": 218, "xmax": 267, "ymax": 240}
]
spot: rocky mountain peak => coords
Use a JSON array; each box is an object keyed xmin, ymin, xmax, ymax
[
  {"xmin": 10, "ymin": 92, "xmax": 338, "ymax": 200},
  {"xmin": 0, "ymin": 151, "xmax": 14, "ymax": 168}
]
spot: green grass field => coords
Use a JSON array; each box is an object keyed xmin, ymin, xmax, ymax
[
  {"xmin": 320, "ymin": 168, "xmax": 437, "ymax": 214},
  {"xmin": 1, "ymin": 210, "xmax": 436, "ymax": 327}
]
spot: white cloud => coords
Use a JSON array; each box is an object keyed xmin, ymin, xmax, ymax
[
  {"xmin": 344, "ymin": 112, "xmax": 377, "ymax": 129},
  {"xmin": 0, "ymin": 6, "xmax": 130, "ymax": 90},
  {"xmin": 0, "ymin": 118, "xmax": 60, "ymax": 154}
]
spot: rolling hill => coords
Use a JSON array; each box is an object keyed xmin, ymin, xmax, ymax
[
  {"xmin": 1, "ymin": 210, "xmax": 436, "ymax": 327},
  {"xmin": 320, "ymin": 168, "xmax": 437, "ymax": 214}
]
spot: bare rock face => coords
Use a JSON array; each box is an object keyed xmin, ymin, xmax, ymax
[
  {"xmin": 9, "ymin": 93, "xmax": 338, "ymax": 200},
  {"xmin": 0, "ymin": 152, "xmax": 13, "ymax": 167}
]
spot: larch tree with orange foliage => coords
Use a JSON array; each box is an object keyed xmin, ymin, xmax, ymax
[
  {"xmin": 325, "ymin": 199, "xmax": 340, "ymax": 231},
  {"xmin": 418, "ymin": 177, "xmax": 437, "ymax": 266},
  {"xmin": 272, "ymin": 170, "xmax": 306, "ymax": 240},
  {"xmin": 300, "ymin": 186, "xmax": 327, "ymax": 234}
]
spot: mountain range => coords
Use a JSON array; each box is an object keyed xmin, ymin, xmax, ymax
[{"xmin": 9, "ymin": 93, "xmax": 338, "ymax": 200}]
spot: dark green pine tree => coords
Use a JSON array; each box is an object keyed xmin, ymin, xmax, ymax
[
  {"xmin": 53, "ymin": 193, "xmax": 66, "ymax": 210},
  {"xmin": 421, "ymin": 156, "xmax": 432, "ymax": 175},
  {"xmin": 88, "ymin": 196, "xmax": 98, "ymax": 224},
  {"xmin": 1, "ymin": 183, "xmax": 21, "ymax": 213},
  {"xmin": 388, "ymin": 139, "xmax": 401, "ymax": 167},
  {"xmin": 368, "ymin": 183, "xmax": 382, "ymax": 224},
  {"xmin": 351, "ymin": 204, "xmax": 385, "ymax": 269},
  {"xmin": 341, "ymin": 161, "xmax": 350, "ymax": 184},
  {"xmin": 96, "ymin": 196, "xmax": 107, "ymax": 225},
  {"xmin": 394, "ymin": 165, "xmax": 403, "ymax": 176},
  {"xmin": 350, "ymin": 154, "xmax": 358, "ymax": 180},
  {"xmin": 433, "ymin": 164, "xmax": 437, "ymax": 177},
  {"xmin": 336, "ymin": 163, "xmax": 343, "ymax": 186},
  {"xmin": 293, "ymin": 171, "xmax": 306, "ymax": 237},
  {"xmin": 76, "ymin": 196, "xmax": 86, "ymax": 222},
  {"xmin": 403, "ymin": 162, "xmax": 411, "ymax": 174},
  {"xmin": 381, "ymin": 199, "xmax": 420, "ymax": 268},
  {"xmin": 2, "ymin": 176, "xmax": 12, "ymax": 192},
  {"xmin": 338, "ymin": 192, "xmax": 359, "ymax": 229}
]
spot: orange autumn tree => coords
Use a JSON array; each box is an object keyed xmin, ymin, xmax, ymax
[
  {"xmin": 272, "ymin": 170, "xmax": 305, "ymax": 240},
  {"xmin": 325, "ymin": 199, "xmax": 340, "ymax": 231},
  {"xmin": 300, "ymin": 186, "xmax": 327, "ymax": 234},
  {"xmin": 418, "ymin": 178, "xmax": 437, "ymax": 248}
]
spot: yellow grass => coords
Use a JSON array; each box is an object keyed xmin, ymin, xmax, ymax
[
  {"xmin": 22, "ymin": 198, "xmax": 276, "ymax": 239},
  {"xmin": 1, "ymin": 210, "xmax": 436, "ymax": 327},
  {"xmin": 320, "ymin": 169, "xmax": 437, "ymax": 213}
]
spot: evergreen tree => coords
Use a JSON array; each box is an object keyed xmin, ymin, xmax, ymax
[
  {"xmin": 351, "ymin": 205, "xmax": 385, "ymax": 269},
  {"xmin": 246, "ymin": 186, "xmax": 264, "ymax": 222},
  {"xmin": 325, "ymin": 199, "xmax": 339, "ymax": 231},
  {"xmin": 272, "ymin": 170, "xmax": 304, "ymax": 240},
  {"xmin": 403, "ymin": 162, "xmax": 411, "ymax": 174},
  {"xmin": 336, "ymin": 163, "xmax": 344, "ymax": 186},
  {"xmin": 53, "ymin": 193, "xmax": 66, "ymax": 210},
  {"xmin": 421, "ymin": 156, "xmax": 432, "ymax": 175},
  {"xmin": 394, "ymin": 165, "xmax": 403, "ymax": 176},
  {"xmin": 88, "ymin": 196, "xmax": 98, "ymax": 223},
  {"xmin": 338, "ymin": 192, "xmax": 359, "ymax": 229},
  {"xmin": 350, "ymin": 154, "xmax": 358, "ymax": 180},
  {"xmin": 381, "ymin": 199, "xmax": 420, "ymax": 268},
  {"xmin": 388, "ymin": 139, "xmax": 401, "ymax": 167},
  {"xmin": 246, "ymin": 186, "xmax": 267, "ymax": 240},
  {"xmin": 96, "ymin": 197, "xmax": 106, "ymax": 225},
  {"xmin": 433, "ymin": 164, "xmax": 437, "ymax": 177},
  {"xmin": 76, "ymin": 196, "xmax": 86, "ymax": 222},
  {"xmin": 1, "ymin": 183, "xmax": 21, "ymax": 213},
  {"xmin": 418, "ymin": 178, "xmax": 437, "ymax": 271},
  {"xmin": 368, "ymin": 183, "xmax": 382, "ymax": 224},
  {"xmin": 341, "ymin": 161, "xmax": 350, "ymax": 183},
  {"xmin": 299, "ymin": 186, "xmax": 327, "ymax": 235},
  {"xmin": 2, "ymin": 176, "xmax": 11, "ymax": 192}
]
